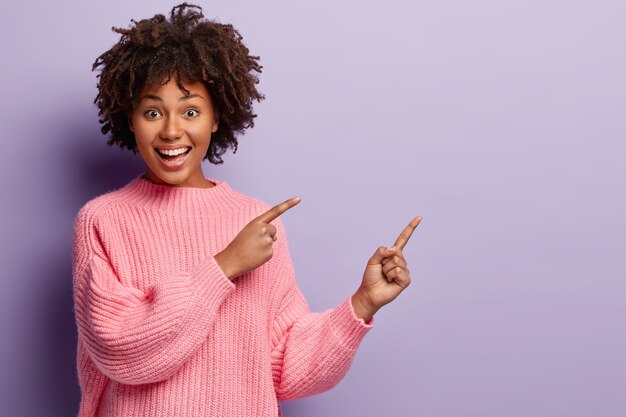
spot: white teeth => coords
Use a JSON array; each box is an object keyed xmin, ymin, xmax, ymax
[{"xmin": 157, "ymin": 147, "xmax": 190, "ymax": 156}]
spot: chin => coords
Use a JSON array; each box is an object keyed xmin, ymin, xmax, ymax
[{"xmin": 147, "ymin": 168, "xmax": 190, "ymax": 186}]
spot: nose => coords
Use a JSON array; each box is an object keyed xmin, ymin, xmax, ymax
[{"xmin": 159, "ymin": 115, "xmax": 183, "ymax": 140}]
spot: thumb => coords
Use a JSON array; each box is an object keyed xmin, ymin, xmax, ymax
[{"xmin": 368, "ymin": 246, "xmax": 396, "ymax": 265}]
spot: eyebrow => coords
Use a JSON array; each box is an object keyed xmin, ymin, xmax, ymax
[{"xmin": 139, "ymin": 93, "xmax": 205, "ymax": 102}]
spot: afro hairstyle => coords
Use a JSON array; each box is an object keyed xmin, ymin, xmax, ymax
[{"xmin": 92, "ymin": 2, "xmax": 264, "ymax": 164}]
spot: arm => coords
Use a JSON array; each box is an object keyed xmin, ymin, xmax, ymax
[
  {"xmin": 268, "ymin": 219, "xmax": 374, "ymax": 401},
  {"xmin": 72, "ymin": 207, "xmax": 235, "ymax": 385}
]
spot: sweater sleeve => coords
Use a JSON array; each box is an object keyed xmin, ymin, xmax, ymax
[
  {"xmin": 72, "ymin": 205, "xmax": 236, "ymax": 385},
  {"xmin": 268, "ymin": 218, "xmax": 374, "ymax": 401}
]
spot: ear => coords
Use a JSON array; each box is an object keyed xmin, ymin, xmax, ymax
[
  {"xmin": 128, "ymin": 117, "xmax": 134, "ymax": 132},
  {"xmin": 211, "ymin": 114, "xmax": 219, "ymax": 133}
]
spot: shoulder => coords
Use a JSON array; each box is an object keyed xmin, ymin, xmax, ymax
[
  {"xmin": 221, "ymin": 182, "xmax": 276, "ymax": 219},
  {"xmin": 72, "ymin": 181, "xmax": 141, "ymax": 273},
  {"xmin": 72, "ymin": 179, "xmax": 141, "ymax": 252},
  {"xmin": 73, "ymin": 184, "xmax": 132, "ymax": 230},
  {"xmin": 223, "ymin": 183, "xmax": 291, "ymax": 237}
]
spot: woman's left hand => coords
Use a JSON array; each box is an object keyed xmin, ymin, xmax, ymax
[{"xmin": 351, "ymin": 216, "xmax": 422, "ymax": 322}]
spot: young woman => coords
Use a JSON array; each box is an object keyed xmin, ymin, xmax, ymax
[{"xmin": 72, "ymin": 3, "xmax": 421, "ymax": 416}]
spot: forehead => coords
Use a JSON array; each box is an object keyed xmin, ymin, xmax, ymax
[{"xmin": 139, "ymin": 77, "xmax": 209, "ymax": 97}]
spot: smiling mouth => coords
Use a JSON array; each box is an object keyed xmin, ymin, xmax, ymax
[{"xmin": 155, "ymin": 147, "xmax": 191, "ymax": 162}]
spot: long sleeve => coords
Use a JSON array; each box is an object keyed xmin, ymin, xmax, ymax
[
  {"xmin": 72, "ymin": 205, "xmax": 236, "ymax": 386},
  {"xmin": 73, "ymin": 175, "xmax": 380, "ymax": 416},
  {"xmin": 268, "ymin": 218, "xmax": 374, "ymax": 401}
]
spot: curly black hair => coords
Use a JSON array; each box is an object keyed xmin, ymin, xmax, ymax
[{"xmin": 92, "ymin": 3, "xmax": 264, "ymax": 164}]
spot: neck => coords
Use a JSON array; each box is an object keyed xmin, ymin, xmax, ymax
[
  {"xmin": 114, "ymin": 173, "xmax": 246, "ymax": 216},
  {"xmin": 140, "ymin": 173, "xmax": 216, "ymax": 189}
]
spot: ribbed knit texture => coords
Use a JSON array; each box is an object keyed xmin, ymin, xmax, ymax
[{"xmin": 72, "ymin": 174, "xmax": 374, "ymax": 417}]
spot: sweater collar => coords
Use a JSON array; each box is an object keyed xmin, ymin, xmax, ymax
[{"xmin": 118, "ymin": 173, "xmax": 247, "ymax": 215}]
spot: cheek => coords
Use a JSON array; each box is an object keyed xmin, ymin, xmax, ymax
[
  {"xmin": 131, "ymin": 122, "xmax": 153, "ymax": 144},
  {"xmin": 133, "ymin": 136, "xmax": 150, "ymax": 153},
  {"xmin": 129, "ymin": 112, "xmax": 140, "ymax": 132},
  {"xmin": 189, "ymin": 124, "xmax": 214, "ymax": 145}
]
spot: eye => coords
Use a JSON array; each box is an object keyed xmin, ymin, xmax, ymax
[
  {"xmin": 144, "ymin": 109, "xmax": 161, "ymax": 119},
  {"xmin": 184, "ymin": 109, "xmax": 200, "ymax": 118}
]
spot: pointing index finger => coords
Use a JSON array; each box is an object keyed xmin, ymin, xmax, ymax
[
  {"xmin": 392, "ymin": 216, "xmax": 422, "ymax": 250},
  {"xmin": 256, "ymin": 197, "xmax": 301, "ymax": 223}
]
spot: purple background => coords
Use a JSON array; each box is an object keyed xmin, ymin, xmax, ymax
[{"xmin": 1, "ymin": 1, "xmax": 625, "ymax": 416}]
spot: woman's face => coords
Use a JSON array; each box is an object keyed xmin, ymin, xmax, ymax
[{"xmin": 129, "ymin": 76, "xmax": 219, "ymax": 188}]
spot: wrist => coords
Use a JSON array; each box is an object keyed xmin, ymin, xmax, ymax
[
  {"xmin": 351, "ymin": 290, "xmax": 377, "ymax": 323},
  {"xmin": 214, "ymin": 251, "xmax": 236, "ymax": 281}
]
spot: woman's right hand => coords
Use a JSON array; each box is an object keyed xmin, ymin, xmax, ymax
[{"xmin": 214, "ymin": 197, "xmax": 301, "ymax": 280}]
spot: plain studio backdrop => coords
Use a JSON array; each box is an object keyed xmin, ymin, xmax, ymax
[{"xmin": 1, "ymin": 0, "xmax": 624, "ymax": 416}]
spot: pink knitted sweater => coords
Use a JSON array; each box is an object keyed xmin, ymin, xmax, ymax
[{"xmin": 72, "ymin": 174, "xmax": 374, "ymax": 417}]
